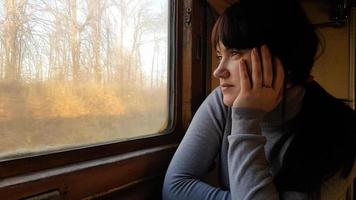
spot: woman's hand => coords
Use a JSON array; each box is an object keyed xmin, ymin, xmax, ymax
[{"xmin": 232, "ymin": 45, "xmax": 285, "ymax": 112}]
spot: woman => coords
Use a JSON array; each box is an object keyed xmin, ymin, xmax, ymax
[{"xmin": 163, "ymin": 0, "xmax": 356, "ymax": 199}]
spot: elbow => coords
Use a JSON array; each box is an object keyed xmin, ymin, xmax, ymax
[
  {"xmin": 162, "ymin": 172, "xmax": 192, "ymax": 200},
  {"xmin": 162, "ymin": 172, "xmax": 177, "ymax": 200},
  {"xmin": 162, "ymin": 179, "xmax": 171, "ymax": 200}
]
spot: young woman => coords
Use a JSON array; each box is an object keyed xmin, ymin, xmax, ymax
[{"xmin": 163, "ymin": 0, "xmax": 356, "ymax": 199}]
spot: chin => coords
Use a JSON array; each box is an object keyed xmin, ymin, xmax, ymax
[
  {"xmin": 223, "ymin": 96, "xmax": 234, "ymax": 107},
  {"xmin": 221, "ymin": 87, "xmax": 238, "ymax": 107}
]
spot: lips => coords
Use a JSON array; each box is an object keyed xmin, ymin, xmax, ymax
[{"xmin": 220, "ymin": 83, "xmax": 234, "ymax": 87}]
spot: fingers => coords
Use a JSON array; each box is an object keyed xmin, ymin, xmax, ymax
[
  {"xmin": 261, "ymin": 45, "xmax": 273, "ymax": 88},
  {"xmin": 273, "ymin": 57, "xmax": 285, "ymax": 92},
  {"xmin": 251, "ymin": 45, "xmax": 280, "ymax": 90},
  {"xmin": 245, "ymin": 45, "xmax": 285, "ymax": 93},
  {"xmin": 239, "ymin": 59, "xmax": 251, "ymax": 92},
  {"xmin": 251, "ymin": 48, "xmax": 263, "ymax": 89}
]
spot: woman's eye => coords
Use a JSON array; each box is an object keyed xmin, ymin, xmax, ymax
[{"xmin": 231, "ymin": 50, "xmax": 240, "ymax": 56}]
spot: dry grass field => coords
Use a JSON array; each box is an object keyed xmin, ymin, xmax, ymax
[{"xmin": 0, "ymin": 81, "xmax": 168, "ymax": 160}]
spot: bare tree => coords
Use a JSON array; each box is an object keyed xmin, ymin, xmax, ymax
[
  {"xmin": 127, "ymin": 0, "xmax": 155, "ymax": 87},
  {"xmin": 62, "ymin": 0, "xmax": 97, "ymax": 83},
  {"xmin": 102, "ymin": 15, "xmax": 114, "ymax": 84},
  {"xmin": 67, "ymin": 0, "xmax": 81, "ymax": 82},
  {"xmin": 111, "ymin": 0, "xmax": 129, "ymax": 90},
  {"xmin": 146, "ymin": 2, "xmax": 168, "ymax": 89},
  {"xmin": 88, "ymin": 0, "xmax": 107, "ymax": 84},
  {"xmin": 3, "ymin": 0, "xmax": 29, "ymax": 81}
]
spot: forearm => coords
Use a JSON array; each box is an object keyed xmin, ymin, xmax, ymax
[
  {"xmin": 163, "ymin": 88, "xmax": 231, "ymax": 200},
  {"xmin": 227, "ymin": 108, "xmax": 279, "ymax": 200},
  {"xmin": 162, "ymin": 173, "xmax": 231, "ymax": 200}
]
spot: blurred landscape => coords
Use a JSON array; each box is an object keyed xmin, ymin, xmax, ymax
[{"xmin": 0, "ymin": 0, "xmax": 169, "ymax": 159}]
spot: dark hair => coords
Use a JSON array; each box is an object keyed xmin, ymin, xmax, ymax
[
  {"xmin": 272, "ymin": 81, "xmax": 356, "ymax": 194},
  {"xmin": 212, "ymin": 0, "xmax": 356, "ymax": 195},
  {"xmin": 211, "ymin": 0, "xmax": 319, "ymax": 86}
]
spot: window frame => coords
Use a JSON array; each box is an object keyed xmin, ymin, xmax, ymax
[
  {"xmin": 0, "ymin": 0, "xmax": 209, "ymax": 198},
  {"xmin": 0, "ymin": 0, "xmax": 179, "ymax": 178}
]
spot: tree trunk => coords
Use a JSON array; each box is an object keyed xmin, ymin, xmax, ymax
[
  {"xmin": 4, "ymin": 0, "xmax": 18, "ymax": 81},
  {"xmin": 89, "ymin": 0, "xmax": 102, "ymax": 84},
  {"xmin": 70, "ymin": 0, "xmax": 80, "ymax": 83}
]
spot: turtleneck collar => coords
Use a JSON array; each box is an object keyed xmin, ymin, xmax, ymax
[{"xmin": 261, "ymin": 85, "xmax": 305, "ymax": 129}]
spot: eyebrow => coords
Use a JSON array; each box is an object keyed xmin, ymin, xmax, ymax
[{"xmin": 230, "ymin": 48, "xmax": 248, "ymax": 53}]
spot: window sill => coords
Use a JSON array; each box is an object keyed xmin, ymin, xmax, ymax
[{"xmin": 0, "ymin": 144, "xmax": 178, "ymax": 199}]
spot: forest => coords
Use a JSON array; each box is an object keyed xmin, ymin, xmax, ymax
[{"xmin": 0, "ymin": 0, "xmax": 169, "ymax": 160}]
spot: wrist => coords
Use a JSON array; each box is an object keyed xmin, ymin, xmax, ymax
[{"xmin": 231, "ymin": 108, "xmax": 266, "ymax": 135}]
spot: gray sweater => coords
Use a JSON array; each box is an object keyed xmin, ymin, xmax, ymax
[{"xmin": 162, "ymin": 86, "xmax": 314, "ymax": 200}]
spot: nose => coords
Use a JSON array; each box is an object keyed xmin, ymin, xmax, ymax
[{"xmin": 213, "ymin": 62, "xmax": 229, "ymax": 79}]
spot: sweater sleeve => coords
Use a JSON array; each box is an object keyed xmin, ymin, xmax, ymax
[
  {"xmin": 162, "ymin": 88, "xmax": 231, "ymax": 200},
  {"xmin": 163, "ymin": 88, "xmax": 311, "ymax": 200},
  {"xmin": 227, "ymin": 108, "xmax": 314, "ymax": 200},
  {"xmin": 227, "ymin": 107, "xmax": 279, "ymax": 200}
]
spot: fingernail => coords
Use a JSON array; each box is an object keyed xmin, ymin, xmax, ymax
[{"xmin": 263, "ymin": 45, "xmax": 269, "ymax": 52}]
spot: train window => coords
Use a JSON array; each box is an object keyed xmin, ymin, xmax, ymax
[{"xmin": 0, "ymin": 0, "xmax": 171, "ymax": 161}]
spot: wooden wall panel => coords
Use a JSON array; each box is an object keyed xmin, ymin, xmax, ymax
[{"xmin": 302, "ymin": 1, "xmax": 351, "ymax": 100}]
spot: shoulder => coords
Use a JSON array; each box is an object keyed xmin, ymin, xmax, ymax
[
  {"xmin": 187, "ymin": 87, "xmax": 229, "ymax": 133},
  {"xmin": 199, "ymin": 87, "xmax": 229, "ymax": 116},
  {"xmin": 303, "ymin": 81, "xmax": 356, "ymax": 124},
  {"xmin": 301, "ymin": 80, "xmax": 356, "ymax": 150},
  {"xmin": 320, "ymin": 161, "xmax": 356, "ymax": 200},
  {"xmin": 205, "ymin": 87, "xmax": 225, "ymax": 106},
  {"xmin": 275, "ymin": 81, "xmax": 356, "ymax": 192}
]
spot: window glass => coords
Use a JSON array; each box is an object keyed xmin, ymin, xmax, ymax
[{"xmin": 0, "ymin": 0, "xmax": 170, "ymax": 160}]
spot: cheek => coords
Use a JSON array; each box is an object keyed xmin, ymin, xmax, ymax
[{"xmin": 227, "ymin": 61, "xmax": 241, "ymax": 81}]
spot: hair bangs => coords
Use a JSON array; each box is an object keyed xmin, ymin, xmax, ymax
[{"xmin": 211, "ymin": 4, "xmax": 263, "ymax": 51}]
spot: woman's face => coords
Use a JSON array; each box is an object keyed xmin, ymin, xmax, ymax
[{"xmin": 213, "ymin": 41, "xmax": 252, "ymax": 106}]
